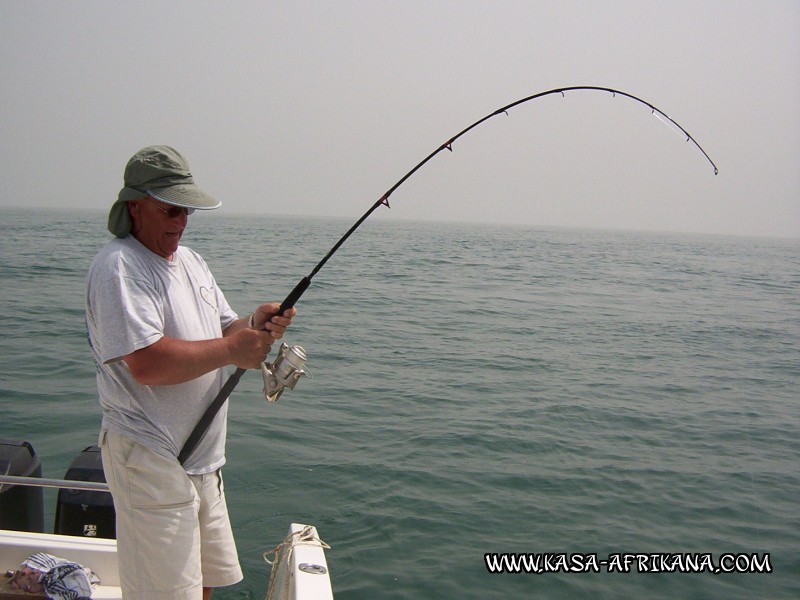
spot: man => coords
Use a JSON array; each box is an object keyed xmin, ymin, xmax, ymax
[{"xmin": 86, "ymin": 145, "xmax": 296, "ymax": 599}]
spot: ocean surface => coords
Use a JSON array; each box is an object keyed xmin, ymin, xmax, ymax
[{"xmin": 0, "ymin": 207, "xmax": 798, "ymax": 599}]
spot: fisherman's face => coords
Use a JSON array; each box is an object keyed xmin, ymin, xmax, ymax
[{"xmin": 128, "ymin": 196, "xmax": 191, "ymax": 260}]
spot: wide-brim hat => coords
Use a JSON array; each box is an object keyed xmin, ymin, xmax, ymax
[{"xmin": 108, "ymin": 145, "xmax": 221, "ymax": 237}]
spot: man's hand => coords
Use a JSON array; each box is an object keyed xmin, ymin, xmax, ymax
[
  {"xmin": 224, "ymin": 303, "xmax": 297, "ymax": 369},
  {"xmin": 251, "ymin": 302, "xmax": 297, "ymax": 336},
  {"xmin": 226, "ymin": 328, "xmax": 275, "ymax": 369}
]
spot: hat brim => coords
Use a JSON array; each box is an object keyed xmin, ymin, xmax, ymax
[{"xmin": 147, "ymin": 184, "xmax": 221, "ymax": 210}]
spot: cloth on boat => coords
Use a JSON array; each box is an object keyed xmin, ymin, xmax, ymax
[{"xmin": 10, "ymin": 553, "xmax": 99, "ymax": 600}]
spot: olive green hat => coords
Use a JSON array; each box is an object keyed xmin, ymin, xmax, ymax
[{"xmin": 108, "ymin": 145, "xmax": 221, "ymax": 237}]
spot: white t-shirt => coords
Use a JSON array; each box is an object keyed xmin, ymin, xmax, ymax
[{"xmin": 86, "ymin": 236, "xmax": 238, "ymax": 474}]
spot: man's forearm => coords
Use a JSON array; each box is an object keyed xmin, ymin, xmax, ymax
[{"xmin": 123, "ymin": 336, "xmax": 235, "ymax": 386}]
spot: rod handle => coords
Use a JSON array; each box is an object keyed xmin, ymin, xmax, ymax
[
  {"xmin": 279, "ymin": 276, "xmax": 311, "ymax": 314},
  {"xmin": 178, "ymin": 366, "xmax": 245, "ymax": 465}
]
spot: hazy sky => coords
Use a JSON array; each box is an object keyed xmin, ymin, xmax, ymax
[{"xmin": 2, "ymin": 0, "xmax": 798, "ymax": 238}]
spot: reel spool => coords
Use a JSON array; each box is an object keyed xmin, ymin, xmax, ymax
[{"xmin": 261, "ymin": 343, "xmax": 311, "ymax": 402}]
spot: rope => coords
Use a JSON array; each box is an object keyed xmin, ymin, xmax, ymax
[{"xmin": 263, "ymin": 525, "xmax": 331, "ymax": 600}]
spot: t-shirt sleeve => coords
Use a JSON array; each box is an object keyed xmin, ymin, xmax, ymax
[{"xmin": 90, "ymin": 273, "xmax": 165, "ymax": 364}]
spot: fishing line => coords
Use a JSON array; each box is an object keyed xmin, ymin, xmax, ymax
[{"xmin": 178, "ymin": 85, "xmax": 718, "ymax": 464}]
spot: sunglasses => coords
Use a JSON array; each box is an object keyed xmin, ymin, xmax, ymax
[{"xmin": 146, "ymin": 197, "xmax": 195, "ymax": 218}]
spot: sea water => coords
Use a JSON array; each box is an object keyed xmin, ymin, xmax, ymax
[{"xmin": 0, "ymin": 208, "xmax": 797, "ymax": 599}]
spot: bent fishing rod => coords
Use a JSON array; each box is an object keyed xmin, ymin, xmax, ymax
[{"xmin": 178, "ymin": 85, "xmax": 718, "ymax": 464}]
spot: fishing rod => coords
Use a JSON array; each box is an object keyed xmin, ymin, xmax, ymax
[{"xmin": 178, "ymin": 85, "xmax": 718, "ymax": 465}]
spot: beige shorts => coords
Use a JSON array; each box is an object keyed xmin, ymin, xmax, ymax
[{"xmin": 99, "ymin": 430, "xmax": 243, "ymax": 599}]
